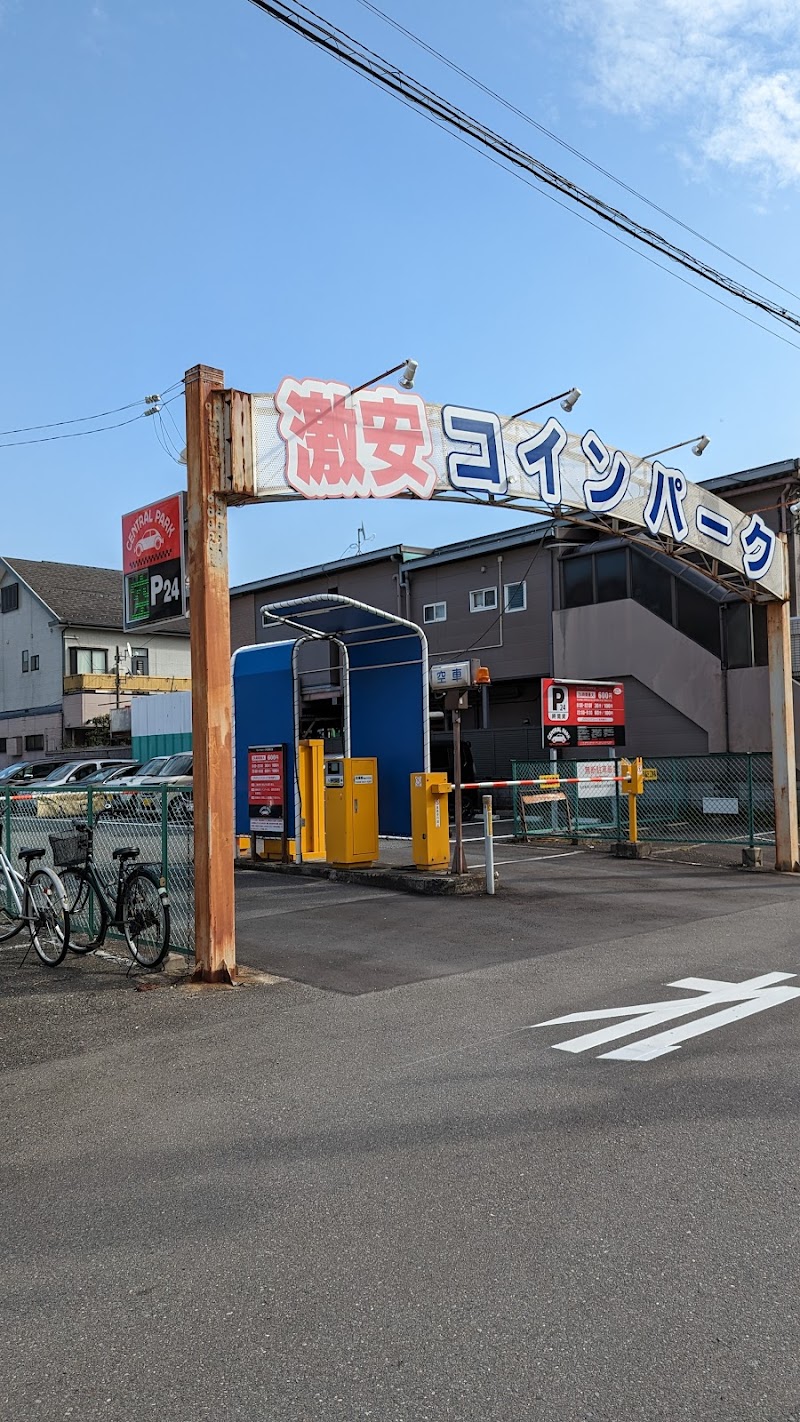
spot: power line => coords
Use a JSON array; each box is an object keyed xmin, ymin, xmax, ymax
[
  {"xmin": 0, "ymin": 378, "xmax": 184, "ymax": 441},
  {"xmin": 245, "ymin": 1, "xmax": 800, "ymax": 341},
  {"xmin": 351, "ymin": 0, "xmax": 800, "ymax": 304},
  {"xmin": 0, "ymin": 410, "xmax": 153, "ymax": 450}
]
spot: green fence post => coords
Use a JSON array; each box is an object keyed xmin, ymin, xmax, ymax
[
  {"xmin": 87, "ymin": 788, "xmax": 95, "ymax": 938},
  {"xmin": 4, "ymin": 788, "xmax": 10, "ymax": 859},
  {"xmin": 161, "ymin": 786, "xmax": 169, "ymax": 892},
  {"xmin": 747, "ymin": 753, "xmax": 755, "ymax": 849}
]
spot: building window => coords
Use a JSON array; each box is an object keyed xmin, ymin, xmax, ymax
[
  {"xmin": 21, "ymin": 651, "xmax": 29, "ymax": 673},
  {"xmin": 469, "ymin": 587, "xmax": 498, "ymax": 613},
  {"xmin": 68, "ymin": 647, "xmax": 108, "ymax": 675},
  {"xmin": 752, "ymin": 603, "xmax": 768, "ymax": 666},
  {"xmin": 131, "ymin": 648, "xmax": 149, "ymax": 676},
  {"xmin": 30, "ymin": 654, "xmax": 39, "ymax": 671},
  {"xmin": 675, "ymin": 582, "xmax": 721, "ymax": 659},
  {"xmin": 0, "ymin": 740, "xmax": 6, "ymax": 753},
  {"xmin": 503, "ymin": 582, "xmax": 526, "ymax": 613},
  {"xmin": 25, "ymin": 734, "xmax": 44, "ymax": 752},
  {"xmin": 595, "ymin": 549, "xmax": 629, "ymax": 603},
  {"xmin": 630, "ymin": 551, "xmax": 673, "ymax": 624},
  {"xmin": 1, "ymin": 583, "xmax": 19, "ymax": 613},
  {"xmin": 561, "ymin": 555, "xmax": 594, "ymax": 609},
  {"xmin": 725, "ymin": 601, "xmax": 752, "ymax": 669},
  {"xmin": 423, "ymin": 602, "xmax": 447, "ymax": 623}
]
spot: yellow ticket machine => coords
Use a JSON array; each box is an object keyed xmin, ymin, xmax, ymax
[
  {"xmin": 324, "ymin": 757, "xmax": 379, "ymax": 866},
  {"xmin": 410, "ymin": 772, "xmax": 451, "ymax": 870}
]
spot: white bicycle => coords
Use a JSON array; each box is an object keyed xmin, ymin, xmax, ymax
[{"xmin": 0, "ymin": 824, "xmax": 70, "ymax": 966}]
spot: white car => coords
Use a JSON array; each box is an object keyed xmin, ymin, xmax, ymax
[{"xmin": 134, "ymin": 529, "xmax": 165, "ymax": 557}]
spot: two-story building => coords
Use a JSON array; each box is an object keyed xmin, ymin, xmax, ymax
[
  {"xmin": 0, "ymin": 557, "xmax": 191, "ymax": 764},
  {"xmin": 229, "ymin": 457, "xmax": 800, "ymax": 761}
]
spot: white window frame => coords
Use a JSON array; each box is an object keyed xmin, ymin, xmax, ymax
[
  {"xmin": 469, "ymin": 587, "xmax": 498, "ymax": 613},
  {"xmin": 423, "ymin": 601, "xmax": 447, "ymax": 624},
  {"xmin": 503, "ymin": 581, "xmax": 527, "ymax": 613}
]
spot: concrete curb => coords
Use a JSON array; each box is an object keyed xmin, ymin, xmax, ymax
[{"xmin": 236, "ymin": 858, "xmax": 491, "ymax": 896}]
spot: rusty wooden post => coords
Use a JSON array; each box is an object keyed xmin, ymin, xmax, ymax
[
  {"xmin": 185, "ymin": 364, "xmax": 237, "ymax": 980},
  {"xmin": 766, "ymin": 544, "xmax": 799, "ymax": 872}
]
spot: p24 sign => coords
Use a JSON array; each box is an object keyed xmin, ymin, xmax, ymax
[{"xmin": 122, "ymin": 493, "xmax": 186, "ymax": 631}]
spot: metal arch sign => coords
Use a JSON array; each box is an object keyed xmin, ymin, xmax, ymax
[{"xmin": 234, "ymin": 379, "xmax": 784, "ymax": 599}]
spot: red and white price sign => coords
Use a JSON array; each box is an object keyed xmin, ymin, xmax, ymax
[
  {"xmin": 541, "ymin": 679, "xmax": 625, "ymax": 748},
  {"xmin": 247, "ymin": 745, "xmax": 286, "ymax": 834}
]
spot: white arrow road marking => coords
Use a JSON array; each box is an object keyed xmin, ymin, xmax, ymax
[{"xmin": 533, "ymin": 972, "xmax": 800, "ymax": 1061}]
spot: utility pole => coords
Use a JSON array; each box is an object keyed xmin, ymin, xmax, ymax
[{"xmin": 184, "ymin": 364, "xmax": 237, "ymax": 981}]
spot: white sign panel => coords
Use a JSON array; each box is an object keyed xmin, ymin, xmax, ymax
[
  {"xmin": 578, "ymin": 761, "xmax": 617, "ymax": 799},
  {"xmin": 533, "ymin": 972, "xmax": 800, "ymax": 1061},
  {"xmin": 248, "ymin": 381, "xmax": 784, "ymax": 598},
  {"xmin": 430, "ymin": 661, "xmax": 472, "ymax": 689}
]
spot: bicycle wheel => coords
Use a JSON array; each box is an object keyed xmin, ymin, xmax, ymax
[
  {"xmin": 60, "ymin": 869, "xmax": 107, "ymax": 952},
  {"xmin": 0, "ymin": 858, "xmax": 26, "ymax": 943},
  {"xmin": 121, "ymin": 868, "xmax": 170, "ymax": 968},
  {"xmin": 28, "ymin": 869, "xmax": 70, "ymax": 967}
]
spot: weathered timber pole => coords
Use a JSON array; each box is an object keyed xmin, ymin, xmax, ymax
[
  {"xmin": 185, "ymin": 364, "xmax": 237, "ymax": 980},
  {"xmin": 767, "ymin": 535, "xmax": 799, "ymax": 873}
]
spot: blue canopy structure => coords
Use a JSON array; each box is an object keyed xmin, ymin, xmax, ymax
[{"xmin": 233, "ymin": 595, "xmax": 430, "ymax": 843}]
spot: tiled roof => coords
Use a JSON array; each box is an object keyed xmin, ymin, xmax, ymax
[{"xmin": 1, "ymin": 557, "xmax": 189, "ymax": 634}]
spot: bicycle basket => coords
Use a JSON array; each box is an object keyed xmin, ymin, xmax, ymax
[{"xmin": 48, "ymin": 831, "xmax": 88, "ymax": 868}]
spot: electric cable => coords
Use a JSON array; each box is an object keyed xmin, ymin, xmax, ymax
[
  {"xmin": 244, "ymin": 0, "xmax": 800, "ymax": 341},
  {"xmin": 351, "ymin": 0, "xmax": 800, "ymax": 303}
]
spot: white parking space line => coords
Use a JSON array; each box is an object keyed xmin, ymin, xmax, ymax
[
  {"xmin": 466, "ymin": 850, "xmax": 583, "ymax": 868},
  {"xmin": 237, "ymin": 890, "xmax": 389, "ymax": 922}
]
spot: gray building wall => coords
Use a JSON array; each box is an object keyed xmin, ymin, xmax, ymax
[
  {"xmin": 403, "ymin": 545, "xmax": 552, "ymax": 681},
  {"xmin": 552, "ymin": 600, "xmax": 726, "ymax": 753},
  {"xmin": 232, "ymin": 554, "xmax": 414, "ymax": 650}
]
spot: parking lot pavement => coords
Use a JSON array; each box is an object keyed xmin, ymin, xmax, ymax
[
  {"xmin": 5, "ymin": 847, "xmax": 800, "ymax": 1421},
  {"xmin": 234, "ymin": 847, "xmax": 800, "ymax": 995}
]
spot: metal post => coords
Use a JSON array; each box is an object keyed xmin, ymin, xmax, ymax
[
  {"xmin": 766, "ymin": 582, "xmax": 799, "ymax": 872},
  {"xmin": 161, "ymin": 785, "xmax": 170, "ymax": 895},
  {"xmin": 747, "ymin": 753, "xmax": 755, "ymax": 849},
  {"xmin": 185, "ymin": 364, "xmax": 237, "ymax": 981},
  {"xmin": 628, "ymin": 789, "xmax": 638, "ymax": 845},
  {"xmin": 483, "ymin": 794, "xmax": 495, "ymax": 895},
  {"xmin": 451, "ymin": 706, "xmax": 466, "ymax": 874}
]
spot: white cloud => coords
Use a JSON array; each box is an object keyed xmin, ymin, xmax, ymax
[{"xmin": 559, "ymin": 0, "xmax": 800, "ymax": 186}]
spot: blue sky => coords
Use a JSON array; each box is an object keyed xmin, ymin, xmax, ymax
[{"xmin": 1, "ymin": 0, "xmax": 799, "ymax": 584}]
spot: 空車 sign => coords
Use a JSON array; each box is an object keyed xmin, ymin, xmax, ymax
[
  {"xmin": 542, "ymin": 678, "xmax": 625, "ymax": 749},
  {"xmin": 242, "ymin": 380, "xmax": 784, "ymax": 599},
  {"xmin": 122, "ymin": 493, "xmax": 186, "ymax": 631}
]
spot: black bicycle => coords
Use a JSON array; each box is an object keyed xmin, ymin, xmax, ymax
[{"xmin": 50, "ymin": 816, "xmax": 170, "ymax": 968}]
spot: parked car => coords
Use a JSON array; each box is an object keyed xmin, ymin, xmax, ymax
[
  {"xmin": 0, "ymin": 759, "xmax": 69, "ymax": 787},
  {"xmin": 102, "ymin": 756, "xmax": 174, "ymax": 816},
  {"xmin": 29, "ymin": 759, "xmax": 128, "ymax": 813},
  {"xmin": 131, "ymin": 752, "xmax": 193, "ymax": 822},
  {"xmin": 35, "ymin": 762, "xmax": 140, "ymax": 818}
]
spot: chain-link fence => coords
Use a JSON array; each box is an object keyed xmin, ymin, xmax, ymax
[
  {"xmin": 511, "ymin": 753, "xmax": 775, "ymax": 847},
  {"xmin": 2, "ymin": 784, "xmax": 194, "ymax": 955},
  {"xmin": 511, "ymin": 760, "xmax": 623, "ymax": 842}
]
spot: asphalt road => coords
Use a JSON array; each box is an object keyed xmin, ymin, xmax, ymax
[{"xmin": 3, "ymin": 850, "xmax": 800, "ymax": 1420}]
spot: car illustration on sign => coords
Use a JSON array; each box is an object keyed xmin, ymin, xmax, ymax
[{"xmin": 134, "ymin": 529, "xmax": 165, "ymax": 557}]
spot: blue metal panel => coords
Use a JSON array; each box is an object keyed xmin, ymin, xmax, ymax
[
  {"xmin": 232, "ymin": 642, "xmax": 296, "ymax": 838},
  {"xmin": 348, "ymin": 630, "xmax": 425, "ymax": 836}
]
